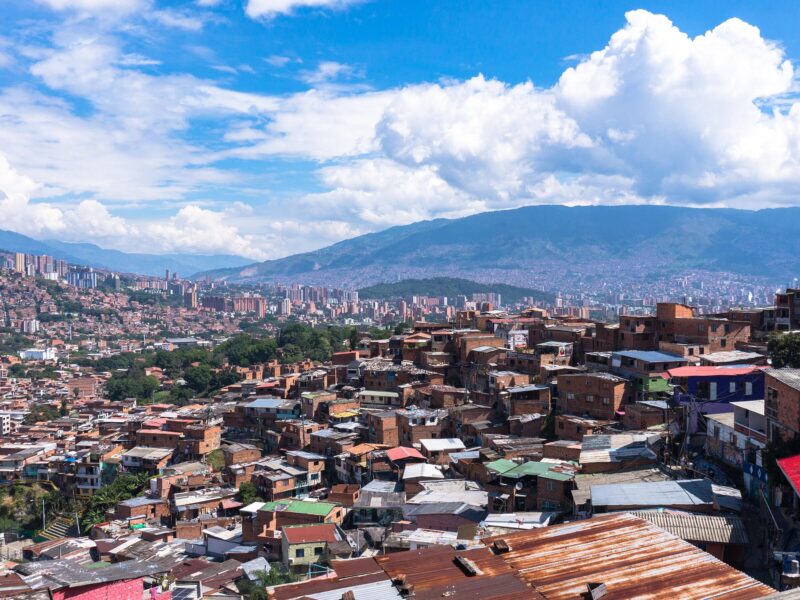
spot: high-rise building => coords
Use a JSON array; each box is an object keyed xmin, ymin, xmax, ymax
[
  {"xmin": 13, "ymin": 253, "xmax": 25, "ymax": 274},
  {"xmin": 67, "ymin": 267, "xmax": 97, "ymax": 289}
]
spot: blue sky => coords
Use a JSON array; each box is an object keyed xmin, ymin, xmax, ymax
[{"xmin": 1, "ymin": 1, "xmax": 800, "ymax": 260}]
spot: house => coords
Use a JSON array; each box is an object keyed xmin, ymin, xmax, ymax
[
  {"xmin": 670, "ymin": 365, "xmax": 765, "ymax": 414},
  {"xmin": 766, "ymin": 368, "xmax": 800, "ymax": 443},
  {"xmin": 611, "ymin": 350, "xmax": 687, "ymax": 399},
  {"xmin": 281, "ymin": 523, "xmax": 351, "ymax": 573},
  {"xmin": 419, "ymin": 438, "xmax": 466, "ymax": 462},
  {"xmin": 705, "ymin": 400, "xmax": 767, "ymax": 480},
  {"xmin": 557, "ymin": 372, "xmax": 631, "ymax": 420},
  {"xmin": 120, "ymin": 446, "xmax": 172, "ymax": 474}
]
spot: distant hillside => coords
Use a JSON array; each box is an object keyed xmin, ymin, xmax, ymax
[
  {"xmin": 0, "ymin": 229, "xmax": 252, "ymax": 277},
  {"xmin": 358, "ymin": 277, "xmax": 553, "ymax": 304},
  {"xmin": 196, "ymin": 205, "xmax": 800, "ymax": 289}
]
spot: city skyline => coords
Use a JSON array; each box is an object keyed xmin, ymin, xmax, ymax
[{"xmin": 2, "ymin": 1, "xmax": 800, "ymax": 261}]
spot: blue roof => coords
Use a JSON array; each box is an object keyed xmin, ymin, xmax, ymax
[
  {"xmin": 245, "ymin": 397, "xmax": 285, "ymax": 409},
  {"xmin": 613, "ymin": 350, "xmax": 688, "ymax": 364}
]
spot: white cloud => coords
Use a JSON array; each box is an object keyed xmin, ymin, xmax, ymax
[
  {"xmin": 376, "ymin": 75, "xmax": 592, "ymax": 202},
  {"xmin": 245, "ymin": 0, "xmax": 360, "ymax": 19},
  {"xmin": 10, "ymin": 7, "xmax": 800, "ymax": 262},
  {"xmin": 299, "ymin": 159, "xmax": 482, "ymax": 227},
  {"xmin": 299, "ymin": 61, "xmax": 357, "ymax": 84},
  {"xmin": 228, "ymin": 89, "xmax": 393, "ymax": 159},
  {"xmin": 34, "ymin": 0, "xmax": 148, "ymax": 14},
  {"xmin": 149, "ymin": 9, "xmax": 206, "ymax": 31},
  {"xmin": 265, "ymin": 55, "xmax": 296, "ymax": 68},
  {"xmin": 555, "ymin": 10, "xmax": 798, "ymax": 202},
  {"xmin": 0, "ymin": 153, "xmax": 265, "ymax": 258}
]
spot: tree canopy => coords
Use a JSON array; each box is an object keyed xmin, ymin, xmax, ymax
[{"xmin": 769, "ymin": 332, "xmax": 800, "ymax": 369}]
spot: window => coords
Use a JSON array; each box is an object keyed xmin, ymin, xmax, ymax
[
  {"xmin": 746, "ymin": 382, "xmax": 753, "ymax": 396},
  {"xmin": 602, "ymin": 397, "xmax": 610, "ymax": 406},
  {"xmin": 586, "ymin": 395, "xmax": 594, "ymax": 403},
  {"xmin": 314, "ymin": 547, "xmax": 323, "ymax": 555},
  {"xmin": 567, "ymin": 393, "xmax": 575, "ymax": 400},
  {"xmin": 546, "ymin": 480, "xmax": 556, "ymax": 491},
  {"xmin": 730, "ymin": 382, "xmax": 736, "ymax": 394},
  {"xmin": 720, "ymin": 339, "xmax": 727, "ymax": 348},
  {"xmin": 295, "ymin": 549, "xmax": 305, "ymax": 558}
]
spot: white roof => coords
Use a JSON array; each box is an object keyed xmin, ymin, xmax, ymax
[
  {"xmin": 402, "ymin": 463, "xmax": 444, "ymax": 480},
  {"xmin": 420, "ymin": 438, "xmax": 466, "ymax": 452},
  {"xmin": 730, "ymin": 400, "xmax": 765, "ymax": 415}
]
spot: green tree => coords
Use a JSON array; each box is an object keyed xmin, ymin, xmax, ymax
[
  {"xmin": 184, "ymin": 365, "xmax": 212, "ymax": 394},
  {"xmin": 81, "ymin": 472, "xmax": 150, "ymax": 530},
  {"xmin": 237, "ymin": 567, "xmax": 299, "ymax": 599},
  {"xmin": 105, "ymin": 372, "xmax": 160, "ymax": 401},
  {"xmin": 24, "ymin": 404, "xmax": 59, "ymax": 424},
  {"xmin": 238, "ymin": 481, "xmax": 262, "ymax": 506},
  {"xmin": 769, "ymin": 332, "xmax": 800, "ymax": 369}
]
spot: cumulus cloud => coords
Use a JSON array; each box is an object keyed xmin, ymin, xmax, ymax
[
  {"xmin": 555, "ymin": 10, "xmax": 799, "ymax": 201},
  {"xmin": 245, "ymin": 0, "xmax": 361, "ymax": 19},
  {"xmin": 9, "ymin": 8, "xmax": 800, "ymax": 261}
]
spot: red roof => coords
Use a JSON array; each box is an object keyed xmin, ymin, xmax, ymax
[
  {"xmin": 221, "ymin": 499, "xmax": 243, "ymax": 510},
  {"xmin": 779, "ymin": 455, "xmax": 800, "ymax": 496},
  {"xmin": 667, "ymin": 366, "xmax": 759, "ymax": 378},
  {"xmin": 385, "ymin": 446, "xmax": 425, "ymax": 462},
  {"xmin": 282, "ymin": 524, "xmax": 338, "ymax": 545}
]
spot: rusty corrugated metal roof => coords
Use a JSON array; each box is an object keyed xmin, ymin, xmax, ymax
[
  {"xmin": 482, "ymin": 512, "xmax": 774, "ymax": 600},
  {"xmin": 375, "ymin": 544, "xmax": 537, "ymax": 600}
]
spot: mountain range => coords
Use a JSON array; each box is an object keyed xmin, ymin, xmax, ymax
[
  {"xmin": 0, "ymin": 229, "xmax": 252, "ymax": 278},
  {"xmin": 197, "ymin": 205, "xmax": 800, "ymax": 289}
]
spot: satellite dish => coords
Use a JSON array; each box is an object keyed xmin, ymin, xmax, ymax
[{"xmin": 514, "ymin": 482, "xmax": 524, "ymax": 491}]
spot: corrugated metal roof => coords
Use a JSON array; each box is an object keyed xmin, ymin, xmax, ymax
[
  {"xmin": 767, "ymin": 368, "xmax": 800, "ymax": 391},
  {"xmin": 627, "ymin": 509, "xmax": 749, "ymax": 544},
  {"xmin": 301, "ymin": 579, "xmax": 402, "ymax": 600},
  {"xmin": 591, "ymin": 479, "xmax": 714, "ymax": 509},
  {"xmin": 482, "ymin": 512, "xmax": 775, "ymax": 600},
  {"xmin": 375, "ymin": 545, "xmax": 537, "ymax": 600}
]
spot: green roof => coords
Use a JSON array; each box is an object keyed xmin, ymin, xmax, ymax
[
  {"xmin": 504, "ymin": 461, "xmax": 553, "ymax": 478},
  {"xmin": 484, "ymin": 459, "xmax": 517, "ymax": 475},
  {"xmin": 539, "ymin": 470, "xmax": 574, "ymax": 482},
  {"xmin": 259, "ymin": 499, "xmax": 338, "ymax": 516},
  {"xmin": 503, "ymin": 461, "xmax": 575, "ymax": 481}
]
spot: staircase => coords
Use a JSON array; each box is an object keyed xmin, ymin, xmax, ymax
[{"xmin": 37, "ymin": 516, "xmax": 78, "ymax": 541}]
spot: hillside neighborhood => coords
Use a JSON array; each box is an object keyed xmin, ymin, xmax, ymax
[{"xmin": 1, "ymin": 253, "xmax": 800, "ymax": 599}]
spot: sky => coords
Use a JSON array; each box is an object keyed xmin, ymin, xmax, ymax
[{"xmin": 2, "ymin": 1, "xmax": 800, "ymax": 261}]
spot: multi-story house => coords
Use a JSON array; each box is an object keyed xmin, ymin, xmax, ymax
[{"xmin": 557, "ymin": 372, "xmax": 631, "ymax": 420}]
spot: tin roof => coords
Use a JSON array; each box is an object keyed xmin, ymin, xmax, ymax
[
  {"xmin": 628, "ymin": 509, "xmax": 749, "ymax": 545},
  {"xmin": 375, "ymin": 545, "xmax": 536, "ymax": 599},
  {"xmin": 767, "ymin": 368, "xmax": 800, "ymax": 391},
  {"xmin": 482, "ymin": 513, "xmax": 774, "ymax": 599}
]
